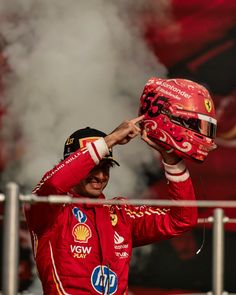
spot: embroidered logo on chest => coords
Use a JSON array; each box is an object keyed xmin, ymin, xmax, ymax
[
  {"xmin": 110, "ymin": 213, "xmax": 118, "ymax": 226},
  {"xmin": 72, "ymin": 223, "xmax": 92, "ymax": 243},
  {"xmin": 72, "ymin": 207, "xmax": 87, "ymax": 223},
  {"xmin": 91, "ymin": 265, "xmax": 118, "ymax": 294}
]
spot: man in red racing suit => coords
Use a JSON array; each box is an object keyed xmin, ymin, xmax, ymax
[{"xmin": 24, "ymin": 116, "xmax": 197, "ymax": 295}]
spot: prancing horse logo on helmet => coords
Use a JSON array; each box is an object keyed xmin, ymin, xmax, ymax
[{"xmin": 204, "ymin": 99, "xmax": 212, "ymax": 112}]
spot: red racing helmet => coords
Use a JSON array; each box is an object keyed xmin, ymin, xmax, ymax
[{"xmin": 138, "ymin": 77, "xmax": 217, "ymax": 162}]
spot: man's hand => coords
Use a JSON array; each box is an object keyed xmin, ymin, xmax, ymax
[
  {"xmin": 105, "ymin": 115, "xmax": 144, "ymax": 148},
  {"xmin": 141, "ymin": 129, "xmax": 181, "ymax": 165}
]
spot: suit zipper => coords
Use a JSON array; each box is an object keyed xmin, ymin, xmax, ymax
[
  {"xmin": 94, "ymin": 206, "xmax": 109, "ymax": 294},
  {"xmin": 107, "ymin": 263, "xmax": 110, "ymax": 295}
]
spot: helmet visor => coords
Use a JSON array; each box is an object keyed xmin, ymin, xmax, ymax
[{"xmin": 170, "ymin": 113, "xmax": 217, "ymax": 139}]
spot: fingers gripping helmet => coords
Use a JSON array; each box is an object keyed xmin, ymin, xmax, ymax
[{"xmin": 138, "ymin": 77, "xmax": 217, "ymax": 162}]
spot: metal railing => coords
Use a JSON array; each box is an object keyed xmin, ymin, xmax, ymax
[
  {"xmin": 1, "ymin": 182, "xmax": 236, "ymax": 295},
  {"xmin": 2, "ymin": 183, "xmax": 20, "ymax": 295}
]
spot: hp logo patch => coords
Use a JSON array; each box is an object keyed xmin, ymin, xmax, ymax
[{"xmin": 91, "ymin": 265, "xmax": 118, "ymax": 294}]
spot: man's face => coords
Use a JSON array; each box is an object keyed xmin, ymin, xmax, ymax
[{"xmin": 74, "ymin": 160, "xmax": 113, "ymax": 198}]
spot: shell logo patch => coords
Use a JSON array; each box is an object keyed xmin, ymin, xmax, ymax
[
  {"xmin": 204, "ymin": 99, "xmax": 212, "ymax": 112},
  {"xmin": 72, "ymin": 223, "xmax": 92, "ymax": 243},
  {"xmin": 110, "ymin": 213, "xmax": 118, "ymax": 226}
]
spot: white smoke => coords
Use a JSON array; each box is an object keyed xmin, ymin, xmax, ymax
[{"xmin": 0, "ymin": 0, "xmax": 167, "ymax": 197}]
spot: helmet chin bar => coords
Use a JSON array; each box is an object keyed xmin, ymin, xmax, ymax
[{"xmin": 139, "ymin": 77, "xmax": 217, "ymax": 162}]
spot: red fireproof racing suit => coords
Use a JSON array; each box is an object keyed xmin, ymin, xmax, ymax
[{"xmin": 24, "ymin": 138, "xmax": 198, "ymax": 295}]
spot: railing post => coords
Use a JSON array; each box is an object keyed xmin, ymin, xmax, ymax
[
  {"xmin": 212, "ymin": 208, "xmax": 225, "ymax": 295},
  {"xmin": 2, "ymin": 182, "xmax": 20, "ymax": 295}
]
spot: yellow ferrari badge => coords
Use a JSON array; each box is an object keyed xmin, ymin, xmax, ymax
[
  {"xmin": 204, "ymin": 99, "xmax": 212, "ymax": 112},
  {"xmin": 110, "ymin": 213, "xmax": 118, "ymax": 226}
]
